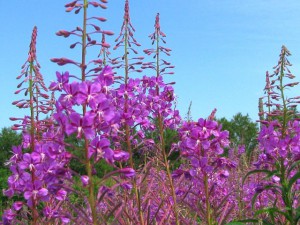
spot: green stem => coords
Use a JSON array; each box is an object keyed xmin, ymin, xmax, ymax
[
  {"xmin": 29, "ymin": 61, "xmax": 38, "ymax": 225},
  {"xmin": 280, "ymin": 159, "xmax": 295, "ymax": 224},
  {"xmin": 277, "ymin": 49, "xmax": 296, "ymax": 224},
  {"xmin": 155, "ymin": 28, "xmax": 180, "ymax": 225},
  {"xmin": 267, "ymin": 92, "xmax": 271, "ymax": 121},
  {"xmin": 123, "ymin": 17, "xmax": 133, "ymax": 167},
  {"xmin": 123, "ymin": 15, "xmax": 144, "ymax": 225},
  {"xmin": 81, "ymin": 1, "xmax": 97, "ymax": 224},
  {"xmin": 81, "ymin": 0, "xmax": 87, "ymax": 81},
  {"xmin": 204, "ymin": 174, "xmax": 212, "ymax": 225},
  {"xmin": 279, "ymin": 52, "xmax": 287, "ymax": 137},
  {"xmin": 29, "ymin": 62, "xmax": 35, "ymax": 153},
  {"xmin": 159, "ymin": 116, "xmax": 180, "ymax": 225}
]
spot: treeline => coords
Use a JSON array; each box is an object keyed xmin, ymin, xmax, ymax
[
  {"xmin": 0, "ymin": 112, "xmax": 258, "ymax": 168},
  {"xmin": 0, "ymin": 112, "xmax": 258, "ymax": 203}
]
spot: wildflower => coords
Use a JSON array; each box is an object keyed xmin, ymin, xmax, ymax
[
  {"xmin": 81, "ymin": 175, "xmax": 89, "ymax": 187},
  {"xmin": 65, "ymin": 112, "xmax": 95, "ymax": 139}
]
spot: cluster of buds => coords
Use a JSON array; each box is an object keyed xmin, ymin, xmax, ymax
[
  {"xmin": 111, "ymin": 0, "xmax": 144, "ymax": 75},
  {"xmin": 260, "ymin": 45, "xmax": 300, "ymax": 124},
  {"xmin": 52, "ymin": 0, "xmax": 114, "ymax": 80},
  {"xmin": 11, "ymin": 26, "xmax": 52, "ymax": 133},
  {"xmin": 143, "ymin": 13, "xmax": 174, "ymax": 76}
]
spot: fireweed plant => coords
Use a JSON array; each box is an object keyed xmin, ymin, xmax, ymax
[
  {"xmin": 141, "ymin": 12, "xmax": 181, "ymax": 224},
  {"xmin": 51, "ymin": 0, "xmax": 136, "ymax": 224},
  {"xmin": 113, "ymin": 12, "xmax": 183, "ymax": 224},
  {"xmin": 3, "ymin": 1, "xmax": 300, "ymax": 225},
  {"xmin": 172, "ymin": 111, "xmax": 238, "ymax": 225},
  {"xmin": 3, "ymin": 0, "xmax": 182, "ymax": 224},
  {"xmin": 3, "ymin": 26, "xmax": 73, "ymax": 225},
  {"xmin": 102, "ymin": 6, "xmax": 182, "ymax": 224},
  {"xmin": 110, "ymin": 1, "xmax": 146, "ymax": 223},
  {"xmin": 243, "ymin": 46, "xmax": 300, "ymax": 225}
]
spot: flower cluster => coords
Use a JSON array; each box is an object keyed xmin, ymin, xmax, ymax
[
  {"xmin": 5, "ymin": 1, "xmax": 300, "ymax": 225},
  {"xmin": 244, "ymin": 46, "xmax": 300, "ymax": 224},
  {"xmin": 4, "ymin": 26, "xmax": 71, "ymax": 225},
  {"xmin": 173, "ymin": 117, "xmax": 238, "ymax": 224}
]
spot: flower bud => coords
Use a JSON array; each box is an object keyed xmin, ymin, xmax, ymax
[{"xmin": 81, "ymin": 175, "xmax": 89, "ymax": 187}]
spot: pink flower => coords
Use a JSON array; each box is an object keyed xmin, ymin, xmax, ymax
[
  {"xmin": 119, "ymin": 168, "xmax": 135, "ymax": 178},
  {"xmin": 65, "ymin": 112, "xmax": 95, "ymax": 139},
  {"xmin": 81, "ymin": 175, "xmax": 89, "ymax": 187}
]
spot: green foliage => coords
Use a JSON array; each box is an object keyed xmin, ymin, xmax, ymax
[
  {"xmin": 64, "ymin": 133, "xmax": 86, "ymax": 175},
  {"xmin": 65, "ymin": 134, "xmax": 114, "ymax": 177},
  {"xmin": 0, "ymin": 128, "xmax": 22, "ymax": 216},
  {"xmin": 142, "ymin": 124, "xmax": 179, "ymax": 169},
  {"xmin": 164, "ymin": 128, "xmax": 180, "ymax": 170},
  {"xmin": 0, "ymin": 168, "xmax": 10, "ymax": 216},
  {"xmin": 0, "ymin": 127, "xmax": 22, "ymax": 166},
  {"xmin": 218, "ymin": 113, "xmax": 258, "ymax": 157},
  {"xmin": 0, "ymin": 168, "xmax": 25, "ymax": 217}
]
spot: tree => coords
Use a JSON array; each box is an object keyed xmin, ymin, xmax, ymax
[
  {"xmin": 218, "ymin": 113, "xmax": 258, "ymax": 157},
  {"xmin": 0, "ymin": 127, "xmax": 22, "ymax": 215},
  {"xmin": 0, "ymin": 127, "xmax": 22, "ymax": 167}
]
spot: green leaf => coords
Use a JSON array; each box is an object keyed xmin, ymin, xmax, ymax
[
  {"xmin": 255, "ymin": 207, "xmax": 293, "ymax": 222},
  {"xmin": 261, "ymin": 219, "xmax": 275, "ymax": 225},
  {"xmin": 288, "ymin": 171, "xmax": 300, "ymax": 191},
  {"xmin": 287, "ymin": 160, "xmax": 300, "ymax": 175},
  {"xmin": 225, "ymin": 222, "xmax": 246, "ymax": 225},
  {"xmin": 249, "ymin": 184, "xmax": 282, "ymax": 210},
  {"xmin": 251, "ymin": 192, "xmax": 260, "ymax": 210},
  {"xmin": 225, "ymin": 219, "xmax": 259, "ymax": 225},
  {"xmin": 242, "ymin": 169, "xmax": 276, "ymax": 185},
  {"xmin": 263, "ymin": 184, "xmax": 283, "ymax": 193},
  {"xmin": 255, "ymin": 207, "xmax": 289, "ymax": 218},
  {"xmin": 295, "ymin": 206, "xmax": 300, "ymax": 223}
]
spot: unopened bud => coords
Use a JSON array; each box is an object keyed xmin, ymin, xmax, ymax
[
  {"xmin": 101, "ymin": 42, "xmax": 110, "ymax": 48},
  {"xmin": 102, "ymin": 30, "xmax": 114, "ymax": 36},
  {"xmin": 66, "ymin": 7, "xmax": 74, "ymax": 12}
]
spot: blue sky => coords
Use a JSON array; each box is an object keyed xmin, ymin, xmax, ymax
[{"xmin": 1, "ymin": 1, "xmax": 300, "ymax": 128}]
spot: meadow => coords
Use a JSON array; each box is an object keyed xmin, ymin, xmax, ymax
[{"xmin": 1, "ymin": 1, "xmax": 300, "ymax": 224}]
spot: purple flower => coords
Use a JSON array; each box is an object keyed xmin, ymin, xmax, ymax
[
  {"xmin": 22, "ymin": 133, "xmax": 30, "ymax": 148},
  {"xmin": 55, "ymin": 189, "xmax": 67, "ymax": 201},
  {"xmin": 220, "ymin": 170, "xmax": 229, "ymax": 178},
  {"xmin": 238, "ymin": 145, "xmax": 245, "ymax": 155},
  {"xmin": 3, "ymin": 188, "xmax": 14, "ymax": 198},
  {"xmin": 272, "ymin": 175, "xmax": 280, "ymax": 183},
  {"xmin": 2, "ymin": 209, "xmax": 16, "ymax": 222},
  {"xmin": 119, "ymin": 168, "xmax": 135, "ymax": 178},
  {"xmin": 8, "ymin": 145, "xmax": 23, "ymax": 164},
  {"xmin": 12, "ymin": 201, "xmax": 23, "ymax": 211},
  {"xmin": 97, "ymin": 65, "xmax": 114, "ymax": 86},
  {"xmin": 65, "ymin": 112, "xmax": 95, "ymax": 139},
  {"xmin": 197, "ymin": 118, "xmax": 217, "ymax": 139},
  {"xmin": 43, "ymin": 206, "xmax": 58, "ymax": 218},
  {"xmin": 49, "ymin": 71, "xmax": 69, "ymax": 91},
  {"xmin": 61, "ymin": 216, "xmax": 70, "ymax": 224},
  {"xmin": 92, "ymin": 97, "xmax": 115, "ymax": 123},
  {"xmin": 113, "ymin": 150, "xmax": 130, "ymax": 162},
  {"xmin": 24, "ymin": 181, "xmax": 49, "ymax": 204},
  {"xmin": 117, "ymin": 84, "xmax": 135, "ymax": 98},
  {"xmin": 19, "ymin": 153, "xmax": 40, "ymax": 171},
  {"xmin": 42, "ymin": 142, "xmax": 62, "ymax": 159},
  {"xmin": 77, "ymin": 81, "xmax": 103, "ymax": 108},
  {"xmin": 59, "ymin": 81, "xmax": 79, "ymax": 106},
  {"xmin": 88, "ymin": 137, "xmax": 113, "ymax": 162},
  {"xmin": 120, "ymin": 182, "xmax": 133, "ymax": 190},
  {"xmin": 81, "ymin": 175, "xmax": 89, "ymax": 187}
]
